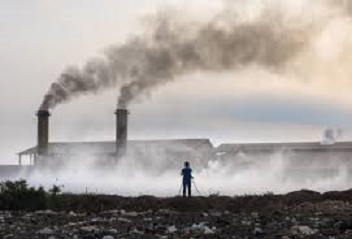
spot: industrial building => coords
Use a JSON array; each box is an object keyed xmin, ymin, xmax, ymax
[
  {"xmin": 1, "ymin": 109, "xmax": 351, "ymax": 179},
  {"xmin": 17, "ymin": 109, "xmax": 213, "ymax": 171}
]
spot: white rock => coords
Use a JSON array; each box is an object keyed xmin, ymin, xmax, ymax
[
  {"xmin": 254, "ymin": 227, "xmax": 263, "ymax": 234},
  {"xmin": 118, "ymin": 217, "xmax": 132, "ymax": 223},
  {"xmin": 204, "ymin": 226, "xmax": 214, "ymax": 234},
  {"xmin": 291, "ymin": 225, "xmax": 315, "ymax": 235},
  {"xmin": 191, "ymin": 223, "xmax": 214, "ymax": 234},
  {"xmin": 80, "ymin": 226, "xmax": 99, "ymax": 232},
  {"xmin": 130, "ymin": 228, "xmax": 143, "ymax": 234},
  {"xmin": 123, "ymin": 211, "xmax": 139, "ymax": 217},
  {"xmin": 91, "ymin": 217, "xmax": 104, "ymax": 222},
  {"xmin": 38, "ymin": 228, "xmax": 54, "ymax": 235},
  {"xmin": 68, "ymin": 211, "xmax": 77, "ymax": 217},
  {"xmin": 108, "ymin": 229, "xmax": 118, "ymax": 234},
  {"xmin": 102, "ymin": 236, "xmax": 114, "ymax": 239},
  {"xmin": 167, "ymin": 225, "xmax": 177, "ymax": 233}
]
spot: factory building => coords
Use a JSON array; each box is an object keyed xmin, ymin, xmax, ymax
[
  {"xmin": 6, "ymin": 109, "xmax": 352, "ymax": 180},
  {"xmin": 17, "ymin": 109, "xmax": 213, "ymax": 171}
]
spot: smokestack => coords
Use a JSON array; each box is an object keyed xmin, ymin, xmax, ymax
[
  {"xmin": 115, "ymin": 109, "xmax": 128, "ymax": 156},
  {"xmin": 36, "ymin": 110, "xmax": 50, "ymax": 155}
]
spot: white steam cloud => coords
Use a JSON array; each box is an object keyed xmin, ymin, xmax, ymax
[{"xmin": 19, "ymin": 148, "xmax": 351, "ymax": 196}]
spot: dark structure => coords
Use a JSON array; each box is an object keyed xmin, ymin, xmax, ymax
[
  {"xmin": 37, "ymin": 110, "xmax": 50, "ymax": 156},
  {"xmin": 213, "ymin": 141, "xmax": 352, "ymax": 181},
  {"xmin": 18, "ymin": 139, "xmax": 213, "ymax": 171},
  {"xmin": 13, "ymin": 108, "xmax": 352, "ymax": 180},
  {"xmin": 16, "ymin": 109, "xmax": 213, "ymax": 170},
  {"xmin": 115, "ymin": 109, "xmax": 128, "ymax": 156}
]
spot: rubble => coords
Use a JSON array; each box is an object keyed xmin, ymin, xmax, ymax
[{"xmin": 2, "ymin": 190, "xmax": 352, "ymax": 238}]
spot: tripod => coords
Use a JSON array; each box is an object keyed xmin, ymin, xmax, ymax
[
  {"xmin": 192, "ymin": 180, "xmax": 202, "ymax": 196},
  {"xmin": 178, "ymin": 180, "xmax": 202, "ymax": 196}
]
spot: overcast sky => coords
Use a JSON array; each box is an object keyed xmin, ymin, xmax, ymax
[{"xmin": 1, "ymin": 0, "xmax": 352, "ymax": 164}]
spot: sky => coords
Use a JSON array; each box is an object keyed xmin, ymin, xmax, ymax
[{"xmin": 1, "ymin": 0, "xmax": 352, "ymax": 164}]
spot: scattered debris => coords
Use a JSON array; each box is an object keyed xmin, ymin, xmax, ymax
[{"xmin": 3, "ymin": 191, "xmax": 352, "ymax": 238}]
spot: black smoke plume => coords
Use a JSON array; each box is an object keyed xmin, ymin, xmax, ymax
[{"xmin": 40, "ymin": 2, "xmax": 348, "ymax": 110}]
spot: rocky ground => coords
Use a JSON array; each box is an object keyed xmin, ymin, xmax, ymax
[{"xmin": 2, "ymin": 190, "xmax": 352, "ymax": 238}]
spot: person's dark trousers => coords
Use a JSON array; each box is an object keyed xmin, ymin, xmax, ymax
[{"xmin": 183, "ymin": 181, "xmax": 192, "ymax": 197}]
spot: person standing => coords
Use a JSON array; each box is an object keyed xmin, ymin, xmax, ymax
[{"xmin": 181, "ymin": 161, "xmax": 193, "ymax": 197}]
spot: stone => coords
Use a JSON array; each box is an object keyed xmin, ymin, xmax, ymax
[
  {"xmin": 38, "ymin": 227, "xmax": 54, "ymax": 235},
  {"xmin": 102, "ymin": 236, "xmax": 114, "ymax": 239},
  {"xmin": 122, "ymin": 211, "xmax": 138, "ymax": 217},
  {"xmin": 204, "ymin": 226, "xmax": 215, "ymax": 234},
  {"xmin": 69, "ymin": 211, "xmax": 77, "ymax": 217},
  {"xmin": 107, "ymin": 229, "xmax": 118, "ymax": 234},
  {"xmin": 118, "ymin": 217, "xmax": 132, "ymax": 223},
  {"xmin": 91, "ymin": 217, "xmax": 105, "ymax": 222},
  {"xmin": 130, "ymin": 228, "xmax": 144, "ymax": 234},
  {"xmin": 167, "ymin": 225, "xmax": 177, "ymax": 233},
  {"xmin": 291, "ymin": 225, "xmax": 316, "ymax": 235}
]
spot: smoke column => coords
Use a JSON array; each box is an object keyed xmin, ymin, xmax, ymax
[
  {"xmin": 39, "ymin": 5, "xmax": 308, "ymax": 109},
  {"xmin": 39, "ymin": 0, "xmax": 352, "ymax": 110}
]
